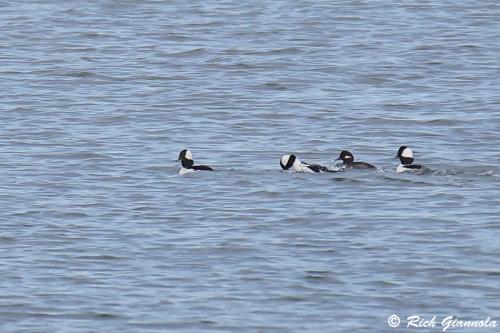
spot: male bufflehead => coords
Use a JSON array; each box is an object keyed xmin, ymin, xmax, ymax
[
  {"xmin": 396, "ymin": 146, "xmax": 425, "ymax": 174},
  {"xmin": 335, "ymin": 150, "xmax": 376, "ymax": 169},
  {"xmin": 178, "ymin": 149, "xmax": 213, "ymax": 176},
  {"xmin": 280, "ymin": 154, "xmax": 333, "ymax": 173}
]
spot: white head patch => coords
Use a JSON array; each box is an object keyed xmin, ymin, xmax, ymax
[
  {"xmin": 402, "ymin": 147, "xmax": 413, "ymax": 158},
  {"xmin": 185, "ymin": 149, "xmax": 193, "ymax": 160},
  {"xmin": 281, "ymin": 155, "xmax": 291, "ymax": 166}
]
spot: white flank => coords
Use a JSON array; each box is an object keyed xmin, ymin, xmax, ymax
[
  {"xmin": 293, "ymin": 158, "xmax": 314, "ymax": 173},
  {"xmin": 396, "ymin": 164, "xmax": 407, "ymax": 173},
  {"xmin": 179, "ymin": 168, "xmax": 195, "ymax": 176}
]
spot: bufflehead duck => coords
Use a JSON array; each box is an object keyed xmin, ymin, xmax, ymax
[
  {"xmin": 280, "ymin": 154, "xmax": 333, "ymax": 173},
  {"xmin": 335, "ymin": 150, "xmax": 376, "ymax": 169},
  {"xmin": 396, "ymin": 146, "xmax": 425, "ymax": 174},
  {"xmin": 178, "ymin": 149, "xmax": 213, "ymax": 176}
]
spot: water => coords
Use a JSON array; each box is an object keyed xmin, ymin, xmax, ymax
[{"xmin": 1, "ymin": 1, "xmax": 500, "ymax": 332}]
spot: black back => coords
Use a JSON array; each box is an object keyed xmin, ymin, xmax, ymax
[
  {"xmin": 193, "ymin": 165, "xmax": 213, "ymax": 171},
  {"xmin": 352, "ymin": 161, "xmax": 376, "ymax": 169},
  {"xmin": 403, "ymin": 164, "xmax": 423, "ymax": 169}
]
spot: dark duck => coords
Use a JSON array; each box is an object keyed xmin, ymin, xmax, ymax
[{"xmin": 335, "ymin": 150, "xmax": 376, "ymax": 170}]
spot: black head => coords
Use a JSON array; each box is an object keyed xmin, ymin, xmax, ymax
[
  {"xmin": 338, "ymin": 150, "xmax": 354, "ymax": 163},
  {"xmin": 181, "ymin": 158, "xmax": 194, "ymax": 168},
  {"xmin": 280, "ymin": 154, "xmax": 296, "ymax": 170},
  {"xmin": 178, "ymin": 149, "xmax": 188, "ymax": 160},
  {"xmin": 396, "ymin": 146, "xmax": 408, "ymax": 158},
  {"xmin": 397, "ymin": 146, "xmax": 414, "ymax": 165}
]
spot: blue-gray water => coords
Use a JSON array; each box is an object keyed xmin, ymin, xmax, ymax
[{"xmin": 1, "ymin": 1, "xmax": 500, "ymax": 332}]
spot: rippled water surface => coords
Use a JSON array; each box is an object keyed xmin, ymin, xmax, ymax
[{"xmin": 1, "ymin": 1, "xmax": 500, "ymax": 332}]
